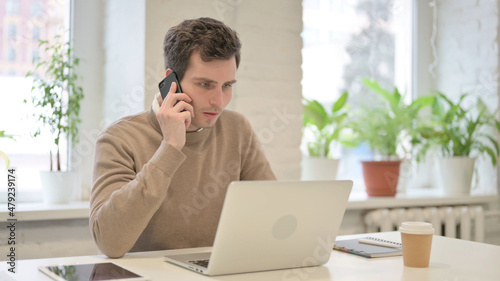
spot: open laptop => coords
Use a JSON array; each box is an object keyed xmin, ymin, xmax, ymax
[{"xmin": 164, "ymin": 180, "xmax": 353, "ymax": 276}]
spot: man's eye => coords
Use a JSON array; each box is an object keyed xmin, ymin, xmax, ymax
[
  {"xmin": 223, "ymin": 83, "xmax": 232, "ymax": 88},
  {"xmin": 200, "ymin": 82, "xmax": 209, "ymax": 88}
]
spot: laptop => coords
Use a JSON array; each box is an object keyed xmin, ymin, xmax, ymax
[{"xmin": 163, "ymin": 180, "xmax": 353, "ymax": 276}]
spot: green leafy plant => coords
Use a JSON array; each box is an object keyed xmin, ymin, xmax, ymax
[
  {"xmin": 414, "ymin": 93, "xmax": 500, "ymax": 165},
  {"xmin": 25, "ymin": 36, "xmax": 84, "ymax": 171},
  {"xmin": 303, "ymin": 92, "xmax": 349, "ymax": 157},
  {"xmin": 0, "ymin": 131, "xmax": 15, "ymax": 169},
  {"xmin": 348, "ymin": 78, "xmax": 434, "ymax": 159}
]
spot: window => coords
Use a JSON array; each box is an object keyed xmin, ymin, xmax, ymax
[
  {"xmin": 301, "ymin": 0, "xmax": 412, "ymax": 189},
  {"xmin": 7, "ymin": 24, "xmax": 17, "ymax": 39},
  {"xmin": 32, "ymin": 49, "xmax": 40, "ymax": 62},
  {"xmin": 6, "ymin": 0, "xmax": 19, "ymax": 15},
  {"xmin": 32, "ymin": 26, "xmax": 41, "ymax": 41},
  {"xmin": 30, "ymin": 2, "xmax": 44, "ymax": 17},
  {"xmin": 7, "ymin": 48, "xmax": 16, "ymax": 61},
  {"xmin": 0, "ymin": 0, "xmax": 70, "ymax": 202}
]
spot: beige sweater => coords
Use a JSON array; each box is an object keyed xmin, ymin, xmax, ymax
[{"xmin": 90, "ymin": 108, "xmax": 276, "ymax": 258}]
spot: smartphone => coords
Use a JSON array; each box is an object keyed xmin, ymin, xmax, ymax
[
  {"xmin": 159, "ymin": 71, "xmax": 183, "ymax": 100},
  {"xmin": 39, "ymin": 262, "xmax": 150, "ymax": 281}
]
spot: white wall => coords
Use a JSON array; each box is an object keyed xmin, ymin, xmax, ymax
[
  {"xmin": 70, "ymin": 0, "xmax": 104, "ymax": 200},
  {"xmin": 232, "ymin": 1, "xmax": 303, "ymax": 180},
  {"xmin": 102, "ymin": 0, "xmax": 145, "ymax": 124}
]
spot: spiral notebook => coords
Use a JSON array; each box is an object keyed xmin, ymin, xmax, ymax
[{"xmin": 333, "ymin": 237, "xmax": 402, "ymax": 258}]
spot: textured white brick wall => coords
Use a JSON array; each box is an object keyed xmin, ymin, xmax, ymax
[
  {"xmin": 436, "ymin": 0, "xmax": 498, "ymax": 100},
  {"xmin": 144, "ymin": 0, "xmax": 303, "ymax": 180},
  {"xmin": 229, "ymin": 0, "xmax": 303, "ymax": 180},
  {"xmin": 434, "ymin": 0, "xmax": 499, "ymax": 195}
]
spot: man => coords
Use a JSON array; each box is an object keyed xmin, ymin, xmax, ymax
[{"xmin": 90, "ymin": 18, "xmax": 276, "ymax": 258}]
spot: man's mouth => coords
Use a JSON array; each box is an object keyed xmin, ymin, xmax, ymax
[{"xmin": 203, "ymin": 112, "xmax": 219, "ymax": 119}]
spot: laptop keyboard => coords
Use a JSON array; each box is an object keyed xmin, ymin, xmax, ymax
[{"xmin": 189, "ymin": 259, "xmax": 210, "ymax": 268}]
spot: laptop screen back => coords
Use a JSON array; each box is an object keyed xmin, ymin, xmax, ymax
[{"xmin": 206, "ymin": 180, "xmax": 352, "ymax": 275}]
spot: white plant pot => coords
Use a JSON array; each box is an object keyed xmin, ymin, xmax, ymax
[
  {"xmin": 301, "ymin": 157, "xmax": 339, "ymax": 180},
  {"xmin": 414, "ymin": 150, "xmax": 438, "ymax": 189},
  {"xmin": 436, "ymin": 157, "xmax": 475, "ymax": 195},
  {"xmin": 40, "ymin": 171, "xmax": 77, "ymax": 204}
]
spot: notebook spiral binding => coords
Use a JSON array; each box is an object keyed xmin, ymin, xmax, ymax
[{"xmin": 365, "ymin": 237, "xmax": 402, "ymax": 246}]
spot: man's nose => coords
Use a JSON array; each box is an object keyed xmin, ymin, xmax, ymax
[{"xmin": 209, "ymin": 87, "xmax": 224, "ymax": 107}]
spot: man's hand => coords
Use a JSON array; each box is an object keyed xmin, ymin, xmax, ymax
[{"xmin": 156, "ymin": 82, "xmax": 194, "ymax": 150}]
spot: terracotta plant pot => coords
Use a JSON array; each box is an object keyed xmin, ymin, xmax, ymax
[{"xmin": 361, "ymin": 160, "xmax": 401, "ymax": 196}]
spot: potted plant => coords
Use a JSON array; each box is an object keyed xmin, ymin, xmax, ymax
[
  {"xmin": 25, "ymin": 36, "xmax": 84, "ymax": 204},
  {"xmin": 349, "ymin": 78, "xmax": 434, "ymax": 196},
  {"xmin": 0, "ymin": 131, "xmax": 15, "ymax": 169},
  {"xmin": 414, "ymin": 93, "xmax": 500, "ymax": 194},
  {"xmin": 302, "ymin": 92, "xmax": 349, "ymax": 180}
]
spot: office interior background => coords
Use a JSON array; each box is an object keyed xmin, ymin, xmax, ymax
[{"xmin": 1, "ymin": 0, "xmax": 500, "ymax": 259}]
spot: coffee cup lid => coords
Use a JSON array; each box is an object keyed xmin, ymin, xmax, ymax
[{"xmin": 399, "ymin": 221, "xmax": 434, "ymax": 235}]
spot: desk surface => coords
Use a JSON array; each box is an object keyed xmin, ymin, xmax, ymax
[{"xmin": 2, "ymin": 232, "xmax": 499, "ymax": 281}]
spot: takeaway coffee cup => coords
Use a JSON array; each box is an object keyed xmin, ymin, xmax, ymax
[{"xmin": 399, "ymin": 221, "xmax": 434, "ymax": 268}]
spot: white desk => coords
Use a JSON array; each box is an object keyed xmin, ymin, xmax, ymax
[{"xmin": 1, "ymin": 232, "xmax": 499, "ymax": 281}]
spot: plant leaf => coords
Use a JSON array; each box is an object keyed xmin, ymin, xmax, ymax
[
  {"xmin": 332, "ymin": 91, "xmax": 348, "ymax": 113},
  {"xmin": 303, "ymin": 98, "xmax": 328, "ymax": 130},
  {"xmin": 0, "ymin": 150, "xmax": 10, "ymax": 169},
  {"xmin": 495, "ymin": 120, "xmax": 500, "ymax": 132},
  {"xmin": 483, "ymin": 146, "xmax": 497, "ymax": 166},
  {"xmin": 408, "ymin": 95, "xmax": 435, "ymax": 113},
  {"xmin": 362, "ymin": 78, "xmax": 394, "ymax": 104}
]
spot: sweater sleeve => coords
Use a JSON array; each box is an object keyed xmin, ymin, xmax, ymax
[
  {"xmin": 89, "ymin": 132, "xmax": 186, "ymax": 258},
  {"xmin": 240, "ymin": 121, "xmax": 277, "ymax": 181}
]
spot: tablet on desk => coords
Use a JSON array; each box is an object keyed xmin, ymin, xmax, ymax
[{"xmin": 38, "ymin": 262, "xmax": 150, "ymax": 281}]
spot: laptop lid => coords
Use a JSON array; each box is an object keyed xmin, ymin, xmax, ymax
[{"xmin": 204, "ymin": 180, "xmax": 353, "ymax": 275}]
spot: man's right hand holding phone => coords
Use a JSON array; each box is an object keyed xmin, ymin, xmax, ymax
[{"xmin": 156, "ymin": 82, "xmax": 194, "ymax": 151}]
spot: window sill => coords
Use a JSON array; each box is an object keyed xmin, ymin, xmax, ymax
[
  {"xmin": 347, "ymin": 188, "xmax": 499, "ymax": 210},
  {"xmin": 1, "ymin": 201, "xmax": 89, "ymax": 221},
  {"xmin": 1, "ymin": 189, "xmax": 497, "ymax": 221}
]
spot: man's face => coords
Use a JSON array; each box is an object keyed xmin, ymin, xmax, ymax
[{"xmin": 180, "ymin": 51, "xmax": 237, "ymax": 131}]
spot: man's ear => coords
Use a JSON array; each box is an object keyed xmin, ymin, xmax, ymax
[{"xmin": 165, "ymin": 68, "xmax": 173, "ymax": 77}]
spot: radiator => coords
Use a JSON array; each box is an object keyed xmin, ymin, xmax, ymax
[{"xmin": 364, "ymin": 205, "xmax": 485, "ymax": 242}]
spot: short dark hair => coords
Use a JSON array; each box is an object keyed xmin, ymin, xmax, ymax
[{"xmin": 163, "ymin": 17, "xmax": 242, "ymax": 82}]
